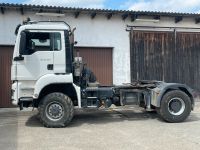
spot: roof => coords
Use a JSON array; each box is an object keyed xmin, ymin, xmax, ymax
[{"xmin": 0, "ymin": 3, "xmax": 200, "ymax": 19}]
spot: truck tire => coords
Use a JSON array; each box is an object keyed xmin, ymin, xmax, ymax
[
  {"xmin": 38, "ymin": 92, "xmax": 74, "ymax": 128},
  {"xmin": 159, "ymin": 90, "xmax": 191, "ymax": 123}
]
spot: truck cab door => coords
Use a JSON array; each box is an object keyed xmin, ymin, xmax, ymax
[{"xmin": 15, "ymin": 31, "xmax": 54, "ymax": 81}]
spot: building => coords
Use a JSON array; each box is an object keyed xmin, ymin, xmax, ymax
[{"xmin": 1, "ymin": 3, "xmax": 200, "ymax": 107}]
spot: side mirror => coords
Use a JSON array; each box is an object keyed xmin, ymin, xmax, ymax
[{"xmin": 19, "ymin": 31, "xmax": 27, "ymax": 55}]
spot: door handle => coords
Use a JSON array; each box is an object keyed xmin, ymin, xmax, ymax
[{"xmin": 47, "ymin": 64, "xmax": 53, "ymax": 70}]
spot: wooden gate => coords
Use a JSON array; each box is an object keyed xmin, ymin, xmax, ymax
[{"xmin": 130, "ymin": 30, "xmax": 200, "ymax": 91}]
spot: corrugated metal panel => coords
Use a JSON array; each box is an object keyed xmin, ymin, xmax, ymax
[
  {"xmin": 0, "ymin": 46, "xmax": 13, "ymax": 107},
  {"xmin": 130, "ymin": 30, "xmax": 200, "ymax": 91},
  {"xmin": 75, "ymin": 47, "xmax": 113, "ymax": 86},
  {"xmin": 0, "ymin": 3, "xmax": 199, "ymax": 17}
]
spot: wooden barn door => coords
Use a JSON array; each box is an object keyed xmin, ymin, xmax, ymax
[
  {"xmin": 130, "ymin": 30, "xmax": 200, "ymax": 91},
  {"xmin": 174, "ymin": 32, "xmax": 200, "ymax": 90},
  {"xmin": 130, "ymin": 30, "xmax": 175, "ymax": 81}
]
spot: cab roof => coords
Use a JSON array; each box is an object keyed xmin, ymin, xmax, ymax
[{"xmin": 20, "ymin": 21, "xmax": 70, "ymax": 31}]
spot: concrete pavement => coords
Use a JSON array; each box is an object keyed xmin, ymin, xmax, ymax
[{"xmin": 0, "ymin": 103, "xmax": 200, "ymax": 150}]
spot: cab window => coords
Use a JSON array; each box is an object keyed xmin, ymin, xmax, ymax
[
  {"xmin": 53, "ymin": 32, "xmax": 62, "ymax": 51},
  {"xmin": 25, "ymin": 32, "xmax": 61, "ymax": 55}
]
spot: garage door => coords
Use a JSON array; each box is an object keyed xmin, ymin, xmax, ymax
[
  {"xmin": 0, "ymin": 46, "xmax": 113, "ymax": 107},
  {"xmin": 0, "ymin": 46, "xmax": 13, "ymax": 107},
  {"xmin": 75, "ymin": 47, "xmax": 113, "ymax": 86},
  {"xmin": 130, "ymin": 30, "xmax": 200, "ymax": 91}
]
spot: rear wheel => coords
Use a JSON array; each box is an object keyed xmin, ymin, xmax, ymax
[
  {"xmin": 38, "ymin": 92, "xmax": 74, "ymax": 128},
  {"xmin": 159, "ymin": 90, "xmax": 192, "ymax": 123}
]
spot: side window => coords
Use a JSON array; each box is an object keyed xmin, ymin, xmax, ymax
[
  {"xmin": 26, "ymin": 32, "xmax": 51, "ymax": 54},
  {"xmin": 53, "ymin": 33, "xmax": 62, "ymax": 51},
  {"xmin": 25, "ymin": 32, "xmax": 62, "ymax": 54}
]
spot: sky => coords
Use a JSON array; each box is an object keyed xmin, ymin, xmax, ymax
[{"xmin": 1, "ymin": 0, "xmax": 200, "ymax": 13}]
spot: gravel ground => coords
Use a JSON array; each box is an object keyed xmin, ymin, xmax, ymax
[{"xmin": 0, "ymin": 102, "xmax": 200, "ymax": 150}]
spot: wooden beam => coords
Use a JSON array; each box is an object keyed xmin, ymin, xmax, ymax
[
  {"xmin": 1, "ymin": 7, "xmax": 4, "ymax": 14},
  {"xmin": 131, "ymin": 14, "xmax": 138, "ymax": 22},
  {"xmin": 74, "ymin": 11, "xmax": 80, "ymax": 18},
  {"xmin": 91, "ymin": 12, "xmax": 96, "ymax": 19},
  {"xmin": 122, "ymin": 13, "xmax": 128, "ymax": 20},
  {"xmin": 20, "ymin": 7, "xmax": 24, "ymax": 15},
  {"xmin": 106, "ymin": 13, "xmax": 113, "ymax": 20},
  {"xmin": 175, "ymin": 16, "xmax": 183, "ymax": 23}
]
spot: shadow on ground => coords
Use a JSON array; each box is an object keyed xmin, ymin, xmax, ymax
[{"xmin": 25, "ymin": 108, "xmax": 200, "ymax": 128}]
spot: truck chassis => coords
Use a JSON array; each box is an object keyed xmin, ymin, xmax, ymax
[{"xmin": 35, "ymin": 79, "xmax": 194, "ymax": 127}]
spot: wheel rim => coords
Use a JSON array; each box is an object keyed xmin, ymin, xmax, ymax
[
  {"xmin": 168, "ymin": 97, "xmax": 185, "ymax": 116},
  {"xmin": 45, "ymin": 102, "xmax": 64, "ymax": 121}
]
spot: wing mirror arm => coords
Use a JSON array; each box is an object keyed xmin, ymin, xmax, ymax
[
  {"xmin": 14, "ymin": 31, "xmax": 27, "ymax": 61},
  {"xmin": 14, "ymin": 55, "xmax": 24, "ymax": 61}
]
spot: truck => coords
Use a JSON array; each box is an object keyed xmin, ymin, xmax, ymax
[{"xmin": 11, "ymin": 18, "xmax": 195, "ymax": 127}]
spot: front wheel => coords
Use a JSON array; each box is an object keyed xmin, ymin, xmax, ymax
[
  {"xmin": 158, "ymin": 90, "xmax": 192, "ymax": 123},
  {"xmin": 38, "ymin": 92, "xmax": 74, "ymax": 128}
]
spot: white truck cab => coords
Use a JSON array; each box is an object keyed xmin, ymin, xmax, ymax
[
  {"xmin": 12, "ymin": 21, "xmax": 80, "ymax": 107},
  {"xmin": 11, "ymin": 19, "xmax": 195, "ymax": 127}
]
